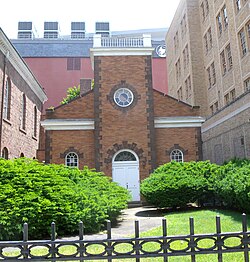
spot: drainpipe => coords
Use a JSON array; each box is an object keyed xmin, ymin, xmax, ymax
[{"xmin": 0, "ymin": 51, "xmax": 9, "ymax": 154}]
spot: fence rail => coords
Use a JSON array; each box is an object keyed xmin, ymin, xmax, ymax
[{"xmin": 0, "ymin": 214, "xmax": 249, "ymax": 261}]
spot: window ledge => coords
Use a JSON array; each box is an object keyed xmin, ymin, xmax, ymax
[
  {"xmin": 241, "ymin": 52, "xmax": 249, "ymax": 59},
  {"xmin": 3, "ymin": 118, "xmax": 11, "ymax": 126},
  {"xmin": 32, "ymin": 135, "xmax": 38, "ymax": 141},
  {"xmin": 19, "ymin": 128, "xmax": 27, "ymax": 135}
]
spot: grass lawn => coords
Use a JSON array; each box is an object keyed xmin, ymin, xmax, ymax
[{"xmin": 3, "ymin": 208, "xmax": 249, "ymax": 261}]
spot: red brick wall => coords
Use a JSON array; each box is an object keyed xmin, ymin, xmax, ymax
[
  {"xmin": 46, "ymin": 91, "xmax": 94, "ymax": 119},
  {"xmin": 155, "ymin": 127, "xmax": 201, "ymax": 167},
  {"xmin": 49, "ymin": 130, "xmax": 95, "ymax": 169},
  {"xmin": 153, "ymin": 90, "xmax": 202, "ymax": 166},
  {"xmin": 153, "ymin": 90, "xmax": 200, "ymax": 117},
  {"xmin": 94, "ymin": 55, "xmax": 154, "ymax": 180},
  {"xmin": 24, "ymin": 57, "xmax": 168, "ymax": 111},
  {"xmin": 38, "ymin": 91, "xmax": 94, "ymax": 162},
  {"xmin": 0, "ymin": 51, "xmax": 43, "ymax": 159},
  {"xmin": 39, "ymin": 54, "xmax": 202, "ymax": 178}
]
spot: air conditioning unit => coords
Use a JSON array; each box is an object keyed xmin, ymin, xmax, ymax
[
  {"xmin": 44, "ymin": 22, "xmax": 59, "ymax": 39},
  {"xmin": 17, "ymin": 22, "xmax": 34, "ymax": 39},
  {"xmin": 95, "ymin": 22, "xmax": 110, "ymax": 37},
  {"xmin": 71, "ymin": 22, "xmax": 85, "ymax": 39}
]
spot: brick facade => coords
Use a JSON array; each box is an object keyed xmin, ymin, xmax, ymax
[
  {"xmin": 39, "ymin": 43, "xmax": 203, "ymax": 201},
  {"xmin": 166, "ymin": 0, "xmax": 250, "ymax": 163},
  {"xmin": 0, "ymin": 29, "xmax": 47, "ymax": 159}
]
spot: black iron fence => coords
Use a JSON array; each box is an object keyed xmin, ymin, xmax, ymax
[{"xmin": 0, "ymin": 214, "xmax": 249, "ymax": 261}]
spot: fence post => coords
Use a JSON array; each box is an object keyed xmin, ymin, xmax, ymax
[
  {"xmin": 135, "ymin": 220, "xmax": 140, "ymax": 262},
  {"xmin": 189, "ymin": 217, "xmax": 196, "ymax": 262},
  {"xmin": 216, "ymin": 215, "xmax": 223, "ymax": 262},
  {"xmin": 242, "ymin": 214, "xmax": 249, "ymax": 262},
  {"xmin": 106, "ymin": 220, "xmax": 112, "ymax": 262},
  {"xmin": 79, "ymin": 221, "xmax": 84, "ymax": 262},
  {"xmin": 162, "ymin": 218, "xmax": 168, "ymax": 262},
  {"xmin": 50, "ymin": 222, "xmax": 56, "ymax": 260},
  {"xmin": 22, "ymin": 223, "xmax": 29, "ymax": 259}
]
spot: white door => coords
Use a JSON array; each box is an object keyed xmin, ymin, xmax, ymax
[{"xmin": 112, "ymin": 151, "xmax": 140, "ymax": 201}]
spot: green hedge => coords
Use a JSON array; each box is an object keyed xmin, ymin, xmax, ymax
[
  {"xmin": 140, "ymin": 161, "xmax": 219, "ymax": 208},
  {"xmin": 0, "ymin": 158, "xmax": 130, "ymax": 240},
  {"xmin": 215, "ymin": 159, "xmax": 250, "ymax": 212},
  {"xmin": 141, "ymin": 159, "xmax": 250, "ymax": 211}
]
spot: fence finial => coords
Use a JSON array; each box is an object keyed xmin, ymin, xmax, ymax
[{"xmin": 23, "ymin": 222, "xmax": 28, "ymax": 242}]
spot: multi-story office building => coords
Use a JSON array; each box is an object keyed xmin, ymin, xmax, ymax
[{"xmin": 166, "ymin": 0, "xmax": 250, "ymax": 163}]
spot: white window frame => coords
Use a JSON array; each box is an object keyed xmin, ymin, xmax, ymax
[
  {"xmin": 114, "ymin": 88, "xmax": 134, "ymax": 108},
  {"xmin": 65, "ymin": 152, "xmax": 79, "ymax": 168},
  {"xmin": 170, "ymin": 149, "xmax": 184, "ymax": 162},
  {"xmin": 2, "ymin": 147, "xmax": 8, "ymax": 160},
  {"xmin": 3, "ymin": 78, "xmax": 11, "ymax": 120}
]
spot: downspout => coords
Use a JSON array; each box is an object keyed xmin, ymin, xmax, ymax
[{"xmin": 0, "ymin": 52, "xmax": 9, "ymax": 154}]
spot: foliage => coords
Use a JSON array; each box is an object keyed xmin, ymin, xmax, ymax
[
  {"xmin": 141, "ymin": 159, "xmax": 250, "ymax": 211},
  {"xmin": 0, "ymin": 158, "xmax": 130, "ymax": 240},
  {"xmin": 60, "ymin": 80, "xmax": 94, "ymax": 105},
  {"xmin": 60, "ymin": 85, "xmax": 80, "ymax": 105},
  {"xmin": 214, "ymin": 159, "xmax": 250, "ymax": 212},
  {"xmin": 140, "ymin": 161, "xmax": 219, "ymax": 208}
]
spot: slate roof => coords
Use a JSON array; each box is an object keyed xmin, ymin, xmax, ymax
[
  {"xmin": 11, "ymin": 39, "xmax": 165, "ymax": 58},
  {"xmin": 11, "ymin": 39, "xmax": 93, "ymax": 57}
]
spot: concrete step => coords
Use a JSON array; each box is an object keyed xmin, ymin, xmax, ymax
[{"xmin": 128, "ymin": 201, "xmax": 142, "ymax": 208}]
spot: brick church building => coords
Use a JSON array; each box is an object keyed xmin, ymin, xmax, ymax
[{"xmin": 38, "ymin": 35, "xmax": 204, "ymax": 202}]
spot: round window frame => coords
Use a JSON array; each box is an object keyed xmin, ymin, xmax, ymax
[
  {"xmin": 65, "ymin": 152, "xmax": 79, "ymax": 168},
  {"xmin": 170, "ymin": 149, "xmax": 184, "ymax": 162},
  {"xmin": 113, "ymin": 88, "xmax": 134, "ymax": 108}
]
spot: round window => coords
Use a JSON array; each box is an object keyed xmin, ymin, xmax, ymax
[{"xmin": 114, "ymin": 88, "xmax": 134, "ymax": 107}]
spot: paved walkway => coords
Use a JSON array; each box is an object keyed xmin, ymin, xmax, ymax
[{"xmin": 62, "ymin": 206, "xmax": 165, "ymax": 240}]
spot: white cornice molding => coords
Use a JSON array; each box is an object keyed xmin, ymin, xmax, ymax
[
  {"xmin": 90, "ymin": 47, "xmax": 154, "ymax": 69},
  {"xmin": 0, "ymin": 28, "xmax": 47, "ymax": 103},
  {"xmin": 41, "ymin": 119, "xmax": 95, "ymax": 130},
  {"xmin": 154, "ymin": 116, "xmax": 205, "ymax": 128},
  {"xmin": 90, "ymin": 47, "xmax": 154, "ymax": 57},
  {"xmin": 42, "ymin": 117, "xmax": 204, "ymax": 130}
]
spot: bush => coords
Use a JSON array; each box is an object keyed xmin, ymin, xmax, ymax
[
  {"xmin": 214, "ymin": 159, "xmax": 250, "ymax": 212},
  {"xmin": 140, "ymin": 161, "xmax": 219, "ymax": 208},
  {"xmin": 0, "ymin": 158, "xmax": 129, "ymax": 240}
]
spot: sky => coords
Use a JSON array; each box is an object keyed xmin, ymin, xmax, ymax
[{"xmin": 0, "ymin": 0, "xmax": 180, "ymax": 39}]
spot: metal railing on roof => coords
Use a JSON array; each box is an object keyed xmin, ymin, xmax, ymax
[{"xmin": 93, "ymin": 34, "xmax": 152, "ymax": 48}]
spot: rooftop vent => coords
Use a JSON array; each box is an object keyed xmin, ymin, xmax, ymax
[
  {"xmin": 44, "ymin": 22, "xmax": 59, "ymax": 39},
  {"xmin": 95, "ymin": 22, "xmax": 110, "ymax": 37},
  {"xmin": 17, "ymin": 22, "xmax": 34, "ymax": 39},
  {"xmin": 71, "ymin": 22, "xmax": 85, "ymax": 39}
]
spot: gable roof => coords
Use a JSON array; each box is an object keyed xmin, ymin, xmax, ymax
[
  {"xmin": 11, "ymin": 39, "xmax": 165, "ymax": 58},
  {"xmin": 0, "ymin": 28, "xmax": 47, "ymax": 103}
]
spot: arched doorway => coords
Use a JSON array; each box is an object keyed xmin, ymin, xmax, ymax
[{"xmin": 112, "ymin": 150, "xmax": 140, "ymax": 201}]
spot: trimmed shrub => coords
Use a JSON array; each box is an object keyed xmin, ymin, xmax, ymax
[
  {"xmin": 214, "ymin": 159, "xmax": 250, "ymax": 212},
  {"xmin": 0, "ymin": 158, "xmax": 130, "ymax": 240},
  {"xmin": 140, "ymin": 161, "xmax": 219, "ymax": 208}
]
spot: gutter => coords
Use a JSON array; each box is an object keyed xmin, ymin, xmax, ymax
[{"xmin": 0, "ymin": 52, "xmax": 8, "ymax": 154}]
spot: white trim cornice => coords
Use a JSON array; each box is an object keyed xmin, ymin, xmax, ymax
[
  {"xmin": 41, "ymin": 117, "xmax": 204, "ymax": 130},
  {"xmin": 41, "ymin": 119, "xmax": 95, "ymax": 130},
  {"xmin": 90, "ymin": 47, "xmax": 154, "ymax": 69},
  {"xmin": 90, "ymin": 47, "xmax": 154, "ymax": 57},
  {"xmin": 0, "ymin": 28, "xmax": 47, "ymax": 103},
  {"xmin": 154, "ymin": 116, "xmax": 205, "ymax": 128}
]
